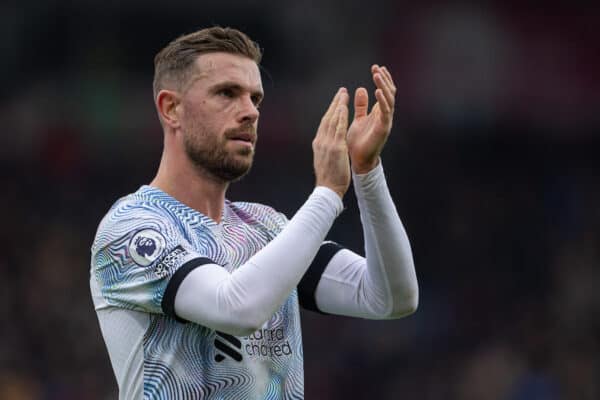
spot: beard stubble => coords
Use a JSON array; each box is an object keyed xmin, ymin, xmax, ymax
[{"xmin": 183, "ymin": 119, "xmax": 256, "ymax": 183}]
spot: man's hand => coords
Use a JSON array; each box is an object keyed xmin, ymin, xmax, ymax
[
  {"xmin": 313, "ymin": 88, "xmax": 351, "ymax": 199},
  {"xmin": 347, "ymin": 65, "xmax": 396, "ymax": 174}
]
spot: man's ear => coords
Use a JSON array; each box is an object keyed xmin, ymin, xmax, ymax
[{"xmin": 156, "ymin": 89, "xmax": 182, "ymax": 129}]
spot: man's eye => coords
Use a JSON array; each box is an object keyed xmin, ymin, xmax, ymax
[
  {"xmin": 219, "ymin": 89, "xmax": 235, "ymax": 98},
  {"xmin": 251, "ymin": 96, "xmax": 262, "ymax": 107}
]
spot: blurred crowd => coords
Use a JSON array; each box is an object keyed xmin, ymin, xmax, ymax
[{"xmin": 1, "ymin": 2, "xmax": 598, "ymax": 399}]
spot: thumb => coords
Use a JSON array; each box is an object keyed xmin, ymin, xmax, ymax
[{"xmin": 353, "ymin": 87, "xmax": 369, "ymax": 119}]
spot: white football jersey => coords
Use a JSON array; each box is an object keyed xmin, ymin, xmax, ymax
[{"xmin": 91, "ymin": 186, "xmax": 305, "ymax": 399}]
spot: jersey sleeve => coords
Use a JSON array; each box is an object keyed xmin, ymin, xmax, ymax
[{"xmin": 91, "ymin": 201, "xmax": 209, "ymax": 315}]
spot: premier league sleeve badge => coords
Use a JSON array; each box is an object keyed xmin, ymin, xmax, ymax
[{"xmin": 129, "ymin": 229, "xmax": 167, "ymax": 266}]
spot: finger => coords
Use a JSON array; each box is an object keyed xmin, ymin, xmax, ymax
[
  {"xmin": 373, "ymin": 65, "xmax": 397, "ymax": 101},
  {"xmin": 327, "ymin": 106, "xmax": 341, "ymax": 138},
  {"xmin": 323, "ymin": 88, "xmax": 344, "ymax": 123},
  {"xmin": 375, "ymin": 88, "xmax": 392, "ymax": 121},
  {"xmin": 329, "ymin": 91, "xmax": 349, "ymax": 136},
  {"xmin": 374, "ymin": 72, "xmax": 395, "ymax": 110},
  {"xmin": 335, "ymin": 104, "xmax": 349, "ymax": 141},
  {"xmin": 318, "ymin": 88, "xmax": 343, "ymax": 138},
  {"xmin": 380, "ymin": 66, "xmax": 396, "ymax": 93},
  {"xmin": 354, "ymin": 87, "xmax": 369, "ymax": 119},
  {"xmin": 329, "ymin": 88, "xmax": 346, "ymax": 118},
  {"xmin": 372, "ymin": 66, "xmax": 391, "ymax": 89}
]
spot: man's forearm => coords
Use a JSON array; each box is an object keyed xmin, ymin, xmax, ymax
[
  {"xmin": 173, "ymin": 187, "xmax": 343, "ymax": 335},
  {"xmin": 354, "ymin": 161, "xmax": 418, "ymax": 317},
  {"xmin": 312, "ymin": 161, "xmax": 418, "ymax": 319}
]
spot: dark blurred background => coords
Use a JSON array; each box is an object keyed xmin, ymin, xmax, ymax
[{"xmin": 1, "ymin": 1, "xmax": 599, "ymax": 399}]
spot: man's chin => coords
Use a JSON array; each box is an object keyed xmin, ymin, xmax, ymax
[
  {"xmin": 186, "ymin": 147, "xmax": 253, "ymax": 183},
  {"xmin": 214, "ymin": 157, "xmax": 253, "ymax": 183},
  {"xmin": 221, "ymin": 165, "xmax": 252, "ymax": 182}
]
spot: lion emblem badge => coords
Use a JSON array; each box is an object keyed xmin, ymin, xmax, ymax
[{"xmin": 129, "ymin": 229, "xmax": 166, "ymax": 266}]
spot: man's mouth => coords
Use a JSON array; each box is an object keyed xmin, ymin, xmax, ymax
[{"xmin": 228, "ymin": 131, "xmax": 256, "ymax": 145}]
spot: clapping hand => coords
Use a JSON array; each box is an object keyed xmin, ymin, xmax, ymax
[{"xmin": 347, "ymin": 65, "xmax": 396, "ymax": 174}]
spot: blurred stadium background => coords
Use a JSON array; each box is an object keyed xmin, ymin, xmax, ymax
[{"xmin": 1, "ymin": 2, "xmax": 599, "ymax": 399}]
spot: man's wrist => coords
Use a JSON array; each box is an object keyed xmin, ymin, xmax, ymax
[{"xmin": 351, "ymin": 158, "xmax": 380, "ymax": 175}]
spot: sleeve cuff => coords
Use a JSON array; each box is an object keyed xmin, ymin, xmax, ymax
[
  {"xmin": 352, "ymin": 160, "xmax": 385, "ymax": 197},
  {"xmin": 161, "ymin": 257, "xmax": 218, "ymax": 322},
  {"xmin": 313, "ymin": 186, "xmax": 344, "ymax": 217},
  {"xmin": 352, "ymin": 159, "xmax": 383, "ymax": 180}
]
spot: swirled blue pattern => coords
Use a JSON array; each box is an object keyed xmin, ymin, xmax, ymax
[{"xmin": 91, "ymin": 186, "xmax": 304, "ymax": 399}]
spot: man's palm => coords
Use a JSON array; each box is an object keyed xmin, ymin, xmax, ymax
[
  {"xmin": 347, "ymin": 97, "xmax": 391, "ymax": 173},
  {"xmin": 347, "ymin": 65, "xmax": 396, "ymax": 174}
]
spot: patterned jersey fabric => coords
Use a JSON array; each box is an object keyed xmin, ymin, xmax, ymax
[{"xmin": 91, "ymin": 186, "xmax": 304, "ymax": 399}]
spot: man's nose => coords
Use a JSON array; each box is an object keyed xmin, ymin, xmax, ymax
[{"xmin": 238, "ymin": 96, "xmax": 259, "ymax": 123}]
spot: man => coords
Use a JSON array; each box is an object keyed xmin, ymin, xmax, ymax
[{"xmin": 91, "ymin": 26, "xmax": 418, "ymax": 399}]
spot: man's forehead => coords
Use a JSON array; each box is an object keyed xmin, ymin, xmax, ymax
[{"xmin": 193, "ymin": 52, "xmax": 262, "ymax": 87}]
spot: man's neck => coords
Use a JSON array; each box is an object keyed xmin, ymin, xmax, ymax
[{"xmin": 150, "ymin": 152, "xmax": 228, "ymax": 224}]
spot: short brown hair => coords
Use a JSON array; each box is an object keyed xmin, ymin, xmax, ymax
[{"xmin": 152, "ymin": 26, "xmax": 262, "ymax": 98}]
